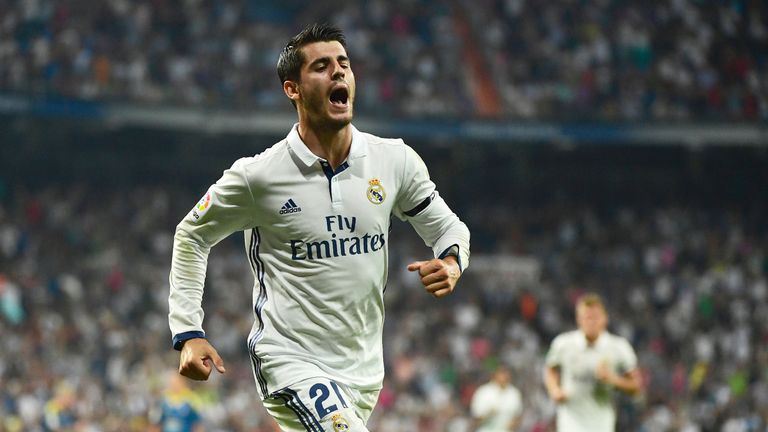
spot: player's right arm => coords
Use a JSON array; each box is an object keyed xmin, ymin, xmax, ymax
[
  {"xmin": 544, "ymin": 366, "xmax": 567, "ymax": 403},
  {"xmin": 543, "ymin": 335, "xmax": 568, "ymax": 402},
  {"xmin": 469, "ymin": 386, "xmax": 496, "ymax": 427},
  {"xmin": 169, "ymin": 158, "xmax": 257, "ymax": 380}
]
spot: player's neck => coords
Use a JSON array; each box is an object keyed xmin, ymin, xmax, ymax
[
  {"xmin": 583, "ymin": 331, "xmax": 603, "ymax": 345},
  {"xmin": 298, "ymin": 121, "xmax": 352, "ymax": 169}
]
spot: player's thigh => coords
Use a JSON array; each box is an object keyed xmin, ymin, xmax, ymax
[
  {"xmin": 263, "ymin": 377, "xmax": 372, "ymax": 432},
  {"xmin": 344, "ymin": 384, "xmax": 379, "ymax": 425}
]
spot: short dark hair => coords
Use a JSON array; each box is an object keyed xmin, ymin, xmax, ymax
[{"xmin": 277, "ymin": 23, "xmax": 347, "ymax": 85}]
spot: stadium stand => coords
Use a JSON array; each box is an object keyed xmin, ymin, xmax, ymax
[{"xmin": 0, "ymin": 0, "xmax": 765, "ymax": 119}]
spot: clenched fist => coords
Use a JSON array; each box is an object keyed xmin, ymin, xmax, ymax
[
  {"xmin": 178, "ymin": 338, "xmax": 226, "ymax": 381},
  {"xmin": 407, "ymin": 256, "xmax": 461, "ymax": 298}
]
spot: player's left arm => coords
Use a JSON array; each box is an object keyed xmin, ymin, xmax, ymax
[
  {"xmin": 395, "ymin": 144, "xmax": 470, "ymax": 297},
  {"xmin": 596, "ymin": 339, "xmax": 642, "ymax": 395},
  {"xmin": 596, "ymin": 364, "xmax": 642, "ymax": 395}
]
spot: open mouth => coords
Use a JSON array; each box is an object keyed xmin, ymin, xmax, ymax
[{"xmin": 329, "ymin": 86, "xmax": 349, "ymax": 107}]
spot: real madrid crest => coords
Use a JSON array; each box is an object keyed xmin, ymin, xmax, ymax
[
  {"xmin": 366, "ymin": 178, "xmax": 386, "ymax": 204},
  {"xmin": 331, "ymin": 413, "xmax": 350, "ymax": 431}
]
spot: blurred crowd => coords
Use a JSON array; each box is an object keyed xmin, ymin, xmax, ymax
[
  {"xmin": 466, "ymin": 0, "xmax": 768, "ymax": 120},
  {"xmin": 1, "ymin": 179, "xmax": 766, "ymax": 431},
  {"xmin": 0, "ymin": 0, "xmax": 766, "ymax": 120}
]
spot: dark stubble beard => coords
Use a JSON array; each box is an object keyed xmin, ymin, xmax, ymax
[{"xmin": 300, "ymin": 86, "xmax": 353, "ymax": 132}]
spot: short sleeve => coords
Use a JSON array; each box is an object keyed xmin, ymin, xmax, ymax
[
  {"xmin": 470, "ymin": 386, "xmax": 493, "ymax": 418},
  {"xmin": 545, "ymin": 335, "xmax": 566, "ymax": 367},
  {"xmin": 616, "ymin": 338, "xmax": 638, "ymax": 374}
]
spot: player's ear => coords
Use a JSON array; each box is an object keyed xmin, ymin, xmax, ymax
[{"xmin": 284, "ymin": 80, "xmax": 300, "ymax": 104}]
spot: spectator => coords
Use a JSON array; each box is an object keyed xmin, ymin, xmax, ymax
[
  {"xmin": 0, "ymin": 177, "xmax": 765, "ymax": 430},
  {"xmin": 0, "ymin": 0, "xmax": 765, "ymax": 120}
]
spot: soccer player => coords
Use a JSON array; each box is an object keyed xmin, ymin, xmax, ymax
[
  {"xmin": 149, "ymin": 371, "xmax": 204, "ymax": 432},
  {"xmin": 168, "ymin": 23, "xmax": 470, "ymax": 432},
  {"xmin": 543, "ymin": 293, "xmax": 642, "ymax": 432},
  {"xmin": 42, "ymin": 382, "xmax": 77, "ymax": 431},
  {"xmin": 470, "ymin": 365, "xmax": 523, "ymax": 432}
]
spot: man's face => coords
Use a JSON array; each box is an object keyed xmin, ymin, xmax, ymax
[
  {"xmin": 576, "ymin": 304, "xmax": 607, "ymax": 340},
  {"xmin": 493, "ymin": 368, "xmax": 512, "ymax": 386},
  {"xmin": 295, "ymin": 41, "xmax": 355, "ymax": 130}
]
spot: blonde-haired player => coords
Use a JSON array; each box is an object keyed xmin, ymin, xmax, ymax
[{"xmin": 544, "ymin": 293, "xmax": 642, "ymax": 431}]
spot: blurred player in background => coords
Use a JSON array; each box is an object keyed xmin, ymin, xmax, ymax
[
  {"xmin": 470, "ymin": 365, "xmax": 523, "ymax": 432},
  {"xmin": 543, "ymin": 293, "xmax": 642, "ymax": 431},
  {"xmin": 168, "ymin": 23, "xmax": 470, "ymax": 431},
  {"xmin": 42, "ymin": 382, "xmax": 77, "ymax": 431},
  {"xmin": 149, "ymin": 371, "xmax": 204, "ymax": 432}
]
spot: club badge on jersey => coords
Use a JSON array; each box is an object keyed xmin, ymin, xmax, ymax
[
  {"xmin": 190, "ymin": 188, "xmax": 213, "ymax": 222},
  {"xmin": 332, "ymin": 413, "xmax": 350, "ymax": 431},
  {"xmin": 366, "ymin": 178, "xmax": 386, "ymax": 204}
]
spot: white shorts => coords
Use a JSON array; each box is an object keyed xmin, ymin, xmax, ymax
[{"xmin": 262, "ymin": 377, "xmax": 380, "ymax": 432}]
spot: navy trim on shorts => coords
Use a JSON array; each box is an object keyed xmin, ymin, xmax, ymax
[
  {"xmin": 284, "ymin": 388, "xmax": 323, "ymax": 430},
  {"xmin": 274, "ymin": 393, "xmax": 314, "ymax": 432},
  {"xmin": 274, "ymin": 389, "xmax": 323, "ymax": 432}
]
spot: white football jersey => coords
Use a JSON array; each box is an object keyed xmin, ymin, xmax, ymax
[
  {"xmin": 545, "ymin": 330, "xmax": 638, "ymax": 432},
  {"xmin": 470, "ymin": 382, "xmax": 523, "ymax": 432},
  {"xmin": 169, "ymin": 124, "xmax": 470, "ymax": 398}
]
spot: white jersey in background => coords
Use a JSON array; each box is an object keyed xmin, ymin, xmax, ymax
[
  {"xmin": 470, "ymin": 382, "xmax": 523, "ymax": 432},
  {"xmin": 168, "ymin": 124, "xmax": 470, "ymax": 398},
  {"xmin": 545, "ymin": 330, "xmax": 638, "ymax": 432}
]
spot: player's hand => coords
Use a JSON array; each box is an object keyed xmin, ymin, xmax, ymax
[
  {"xmin": 595, "ymin": 360, "xmax": 616, "ymax": 385},
  {"xmin": 407, "ymin": 256, "xmax": 461, "ymax": 298},
  {"xmin": 549, "ymin": 387, "xmax": 568, "ymax": 403},
  {"xmin": 179, "ymin": 338, "xmax": 226, "ymax": 381}
]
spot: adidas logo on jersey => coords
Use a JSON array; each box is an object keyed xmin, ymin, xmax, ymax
[{"xmin": 279, "ymin": 199, "xmax": 302, "ymax": 215}]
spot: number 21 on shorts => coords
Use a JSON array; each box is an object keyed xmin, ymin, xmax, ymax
[{"xmin": 309, "ymin": 381, "xmax": 349, "ymax": 418}]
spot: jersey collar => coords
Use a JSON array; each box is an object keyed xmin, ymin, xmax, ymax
[
  {"xmin": 287, "ymin": 123, "xmax": 368, "ymax": 168},
  {"xmin": 580, "ymin": 330, "xmax": 606, "ymax": 348}
]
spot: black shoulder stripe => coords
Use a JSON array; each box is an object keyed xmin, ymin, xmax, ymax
[{"xmin": 404, "ymin": 191, "xmax": 435, "ymax": 217}]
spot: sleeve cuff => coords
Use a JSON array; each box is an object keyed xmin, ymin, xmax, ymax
[
  {"xmin": 438, "ymin": 244, "xmax": 462, "ymax": 272},
  {"xmin": 172, "ymin": 331, "xmax": 206, "ymax": 351}
]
